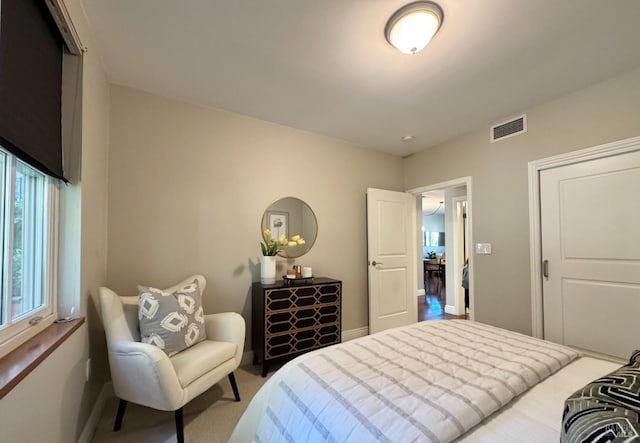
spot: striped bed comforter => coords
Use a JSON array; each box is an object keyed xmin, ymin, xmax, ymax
[{"xmin": 241, "ymin": 320, "xmax": 580, "ymax": 443}]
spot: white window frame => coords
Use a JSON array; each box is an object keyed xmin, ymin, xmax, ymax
[{"xmin": 0, "ymin": 149, "xmax": 58, "ymax": 358}]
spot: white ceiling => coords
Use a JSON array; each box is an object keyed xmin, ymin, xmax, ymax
[
  {"xmin": 80, "ymin": 0, "xmax": 640, "ymax": 157},
  {"xmin": 422, "ymin": 191, "xmax": 445, "ymax": 216}
]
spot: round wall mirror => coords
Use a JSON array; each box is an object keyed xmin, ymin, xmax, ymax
[{"xmin": 261, "ymin": 197, "xmax": 317, "ymax": 258}]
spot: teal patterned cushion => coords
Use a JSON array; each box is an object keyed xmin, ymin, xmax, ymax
[
  {"xmin": 561, "ymin": 350, "xmax": 640, "ymax": 442},
  {"xmin": 138, "ymin": 278, "xmax": 207, "ymax": 356}
]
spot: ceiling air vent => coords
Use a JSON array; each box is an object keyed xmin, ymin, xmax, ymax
[{"xmin": 490, "ymin": 114, "xmax": 527, "ymax": 143}]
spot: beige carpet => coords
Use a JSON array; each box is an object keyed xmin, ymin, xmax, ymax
[{"xmin": 92, "ymin": 364, "xmax": 272, "ymax": 443}]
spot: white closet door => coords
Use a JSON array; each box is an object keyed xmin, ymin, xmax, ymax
[{"xmin": 540, "ymin": 148, "xmax": 640, "ymax": 360}]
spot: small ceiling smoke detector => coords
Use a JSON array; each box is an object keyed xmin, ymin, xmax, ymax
[
  {"xmin": 385, "ymin": 1, "xmax": 444, "ymax": 55},
  {"xmin": 402, "ymin": 135, "xmax": 415, "ymax": 142}
]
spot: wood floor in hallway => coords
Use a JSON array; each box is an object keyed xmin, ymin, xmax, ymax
[{"xmin": 419, "ymin": 274, "xmax": 467, "ymax": 321}]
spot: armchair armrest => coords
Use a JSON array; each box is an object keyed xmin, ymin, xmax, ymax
[
  {"xmin": 111, "ymin": 340, "xmax": 168, "ymax": 360},
  {"xmin": 109, "ymin": 340, "xmax": 184, "ymax": 411},
  {"xmin": 204, "ymin": 312, "xmax": 245, "ymax": 363}
]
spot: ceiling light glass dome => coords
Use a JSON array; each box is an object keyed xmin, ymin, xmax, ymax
[{"xmin": 385, "ymin": 2, "xmax": 444, "ymax": 55}]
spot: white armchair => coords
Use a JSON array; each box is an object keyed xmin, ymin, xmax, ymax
[{"xmin": 98, "ymin": 274, "xmax": 245, "ymax": 443}]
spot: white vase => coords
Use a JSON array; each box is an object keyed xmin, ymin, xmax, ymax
[{"xmin": 260, "ymin": 255, "xmax": 276, "ymax": 284}]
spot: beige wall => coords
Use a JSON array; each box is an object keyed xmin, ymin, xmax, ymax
[
  {"xmin": 404, "ymin": 66, "xmax": 640, "ymax": 334},
  {"xmin": 0, "ymin": 323, "xmax": 90, "ymax": 442},
  {"xmin": 79, "ymin": 18, "xmax": 111, "ymax": 391},
  {"xmin": 107, "ymin": 86, "xmax": 404, "ymax": 339},
  {"xmin": 0, "ymin": 0, "xmax": 111, "ymax": 441}
]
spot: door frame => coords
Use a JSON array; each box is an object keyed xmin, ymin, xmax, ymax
[
  {"xmin": 408, "ymin": 176, "xmax": 474, "ymax": 320},
  {"xmin": 451, "ymin": 195, "xmax": 467, "ymax": 315},
  {"xmin": 528, "ymin": 135, "xmax": 640, "ymax": 338}
]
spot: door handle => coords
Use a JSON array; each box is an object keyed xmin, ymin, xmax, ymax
[
  {"xmin": 543, "ymin": 260, "xmax": 549, "ymax": 279},
  {"xmin": 371, "ymin": 261, "xmax": 383, "ymax": 266}
]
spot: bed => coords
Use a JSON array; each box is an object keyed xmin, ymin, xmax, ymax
[{"xmin": 229, "ymin": 320, "xmax": 623, "ymax": 443}]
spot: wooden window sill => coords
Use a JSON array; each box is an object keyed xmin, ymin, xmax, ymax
[{"xmin": 0, "ymin": 317, "xmax": 85, "ymax": 400}]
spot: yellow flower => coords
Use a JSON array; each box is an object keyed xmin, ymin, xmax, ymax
[{"xmin": 261, "ymin": 232, "xmax": 306, "ymax": 256}]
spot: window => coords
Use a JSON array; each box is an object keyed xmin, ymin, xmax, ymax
[{"xmin": 0, "ymin": 148, "xmax": 57, "ymax": 347}]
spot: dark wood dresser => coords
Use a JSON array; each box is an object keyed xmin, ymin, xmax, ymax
[{"xmin": 252, "ymin": 277, "xmax": 342, "ymax": 377}]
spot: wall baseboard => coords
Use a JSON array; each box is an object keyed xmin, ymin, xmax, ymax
[
  {"xmin": 78, "ymin": 381, "xmax": 114, "ymax": 443},
  {"xmin": 342, "ymin": 326, "xmax": 369, "ymax": 342},
  {"xmin": 240, "ymin": 350, "xmax": 254, "ymax": 366},
  {"xmin": 416, "ymin": 289, "xmax": 425, "ymax": 297},
  {"xmin": 445, "ymin": 304, "xmax": 459, "ymax": 316}
]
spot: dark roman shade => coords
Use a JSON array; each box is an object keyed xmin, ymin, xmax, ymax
[{"xmin": 0, "ymin": 0, "xmax": 65, "ymax": 180}]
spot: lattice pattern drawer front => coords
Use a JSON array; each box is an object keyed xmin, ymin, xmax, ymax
[
  {"xmin": 265, "ymin": 284, "xmax": 340, "ymax": 312},
  {"xmin": 266, "ymin": 325, "xmax": 340, "ymax": 359},
  {"xmin": 266, "ymin": 304, "xmax": 339, "ymax": 335}
]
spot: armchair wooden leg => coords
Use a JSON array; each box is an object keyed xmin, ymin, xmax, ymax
[
  {"xmin": 113, "ymin": 399, "xmax": 128, "ymax": 431},
  {"xmin": 175, "ymin": 408, "xmax": 184, "ymax": 443},
  {"xmin": 228, "ymin": 372, "xmax": 241, "ymax": 401}
]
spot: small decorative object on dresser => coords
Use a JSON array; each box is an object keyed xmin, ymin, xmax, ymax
[{"xmin": 252, "ymin": 277, "xmax": 341, "ymax": 377}]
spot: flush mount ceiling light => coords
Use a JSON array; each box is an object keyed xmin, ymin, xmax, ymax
[{"xmin": 385, "ymin": 1, "xmax": 444, "ymax": 55}]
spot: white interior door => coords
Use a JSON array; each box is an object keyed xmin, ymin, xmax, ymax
[
  {"xmin": 540, "ymin": 148, "xmax": 640, "ymax": 360},
  {"xmin": 367, "ymin": 188, "xmax": 417, "ymax": 334}
]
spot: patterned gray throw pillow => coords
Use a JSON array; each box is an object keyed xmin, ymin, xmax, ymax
[
  {"xmin": 561, "ymin": 350, "xmax": 640, "ymax": 443},
  {"xmin": 138, "ymin": 278, "xmax": 207, "ymax": 356}
]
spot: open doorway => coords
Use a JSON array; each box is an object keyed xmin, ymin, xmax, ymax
[
  {"xmin": 420, "ymin": 191, "xmax": 447, "ymax": 320},
  {"xmin": 410, "ymin": 177, "xmax": 473, "ymax": 321}
]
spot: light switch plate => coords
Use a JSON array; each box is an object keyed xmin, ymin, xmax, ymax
[{"xmin": 475, "ymin": 243, "xmax": 492, "ymax": 255}]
